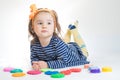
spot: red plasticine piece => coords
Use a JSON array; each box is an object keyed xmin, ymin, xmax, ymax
[
  {"xmin": 70, "ymin": 68, "xmax": 81, "ymax": 72},
  {"xmin": 60, "ymin": 70, "xmax": 71, "ymax": 75},
  {"xmin": 27, "ymin": 70, "xmax": 41, "ymax": 75}
]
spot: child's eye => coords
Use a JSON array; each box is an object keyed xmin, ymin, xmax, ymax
[
  {"xmin": 48, "ymin": 22, "xmax": 51, "ymax": 25},
  {"xmin": 38, "ymin": 22, "xmax": 42, "ymax": 25}
]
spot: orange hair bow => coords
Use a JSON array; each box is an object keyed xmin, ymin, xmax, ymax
[{"xmin": 29, "ymin": 4, "xmax": 37, "ymax": 20}]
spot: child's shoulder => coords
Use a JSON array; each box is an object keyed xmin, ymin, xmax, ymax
[
  {"xmin": 52, "ymin": 36, "xmax": 67, "ymax": 47},
  {"xmin": 52, "ymin": 36, "xmax": 63, "ymax": 42}
]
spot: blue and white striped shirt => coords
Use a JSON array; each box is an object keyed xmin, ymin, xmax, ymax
[{"xmin": 30, "ymin": 36, "xmax": 89, "ymax": 69}]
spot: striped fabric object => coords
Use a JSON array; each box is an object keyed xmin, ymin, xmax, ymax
[{"xmin": 30, "ymin": 36, "xmax": 89, "ymax": 69}]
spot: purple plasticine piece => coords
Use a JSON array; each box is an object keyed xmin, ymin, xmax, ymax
[{"xmin": 90, "ymin": 66, "xmax": 101, "ymax": 73}]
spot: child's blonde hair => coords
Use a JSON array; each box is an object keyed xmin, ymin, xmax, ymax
[{"xmin": 28, "ymin": 4, "xmax": 61, "ymax": 44}]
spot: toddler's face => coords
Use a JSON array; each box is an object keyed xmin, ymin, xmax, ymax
[{"xmin": 33, "ymin": 12, "xmax": 55, "ymax": 38}]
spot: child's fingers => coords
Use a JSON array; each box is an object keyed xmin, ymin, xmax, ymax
[
  {"xmin": 32, "ymin": 64, "xmax": 40, "ymax": 70},
  {"xmin": 38, "ymin": 61, "xmax": 48, "ymax": 69}
]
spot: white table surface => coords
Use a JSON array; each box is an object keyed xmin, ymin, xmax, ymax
[{"xmin": 0, "ymin": 53, "xmax": 119, "ymax": 80}]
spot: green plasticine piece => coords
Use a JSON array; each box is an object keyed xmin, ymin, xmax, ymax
[
  {"xmin": 40, "ymin": 68, "xmax": 53, "ymax": 72},
  {"xmin": 51, "ymin": 73, "xmax": 65, "ymax": 78},
  {"xmin": 10, "ymin": 69, "xmax": 23, "ymax": 73}
]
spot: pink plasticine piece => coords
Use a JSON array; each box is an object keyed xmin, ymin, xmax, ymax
[
  {"xmin": 27, "ymin": 70, "xmax": 41, "ymax": 75},
  {"xmin": 3, "ymin": 67, "xmax": 15, "ymax": 72}
]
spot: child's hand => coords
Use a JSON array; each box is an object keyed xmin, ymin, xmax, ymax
[
  {"xmin": 38, "ymin": 61, "xmax": 48, "ymax": 69},
  {"xmin": 32, "ymin": 61, "xmax": 40, "ymax": 70}
]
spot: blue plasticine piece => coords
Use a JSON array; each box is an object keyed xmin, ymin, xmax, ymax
[{"xmin": 45, "ymin": 71, "xmax": 59, "ymax": 75}]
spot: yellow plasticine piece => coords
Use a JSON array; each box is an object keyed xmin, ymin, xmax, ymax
[
  {"xmin": 12, "ymin": 73, "xmax": 26, "ymax": 77},
  {"xmin": 102, "ymin": 66, "xmax": 112, "ymax": 72}
]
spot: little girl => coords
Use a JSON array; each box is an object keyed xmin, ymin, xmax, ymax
[{"xmin": 28, "ymin": 4, "xmax": 89, "ymax": 69}]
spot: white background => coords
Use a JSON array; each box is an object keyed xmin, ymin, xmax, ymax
[{"xmin": 0, "ymin": 0, "xmax": 120, "ymax": 80}]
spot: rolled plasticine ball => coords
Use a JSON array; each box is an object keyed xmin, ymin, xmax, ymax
[
  {"xmin": 12, "ymin": 73, "xmax": 26, "ymax": 77},
  {"xmin": 70, "ymin": 68, "xmax": 82, "ymax": 72},
  {"xmin": 10, "ymin": 69, "xmax": 23, "ymax": 73},
  {"xmin": 27, "ymin": 70, "xmax": 41, "ymax": 75},
  {"xmin": 102, "ymin": 66, "xmax": 112, "ymax": 72},
  {"xmin": 3, "ymin": 67, "xmax": 14, "ymax": 72},
  {"xmin": 51, "ymin": 73, "xmax": 65, "ymax": 78}
]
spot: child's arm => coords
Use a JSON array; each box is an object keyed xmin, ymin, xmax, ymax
[
  {"xmin": 30, "ymin": 45, "xmax": 48, "ymax": 69},
  {"xmin": 30, "ymin": 45, "xmax": 41, "ymax": 69},
  {"xmin": 47, "ymin": 40, "xmax": 81, "ymax": 69},
  {"xmin": 30, "ymin": 44, "xmax": 42, "ymax": 62}
]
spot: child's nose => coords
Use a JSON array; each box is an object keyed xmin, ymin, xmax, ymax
[{"xmin": 42, "ymin": 24, "xmax": 47, "ymax": 28}]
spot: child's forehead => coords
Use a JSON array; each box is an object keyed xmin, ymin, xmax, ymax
[
  {"xmin": 37, "ymin": 12, "xmax": 53, "ymax": 18},
  {"xmin": 38, "ymin": 11, "xmax": 50, "ymax": 14},
  {"xmin": 35, "ymin": 12, "xmax": 54, "ymax": 20},
  {"xmin": 35, "ymin": 19, "xmax": 53, "ymax": 22}
]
